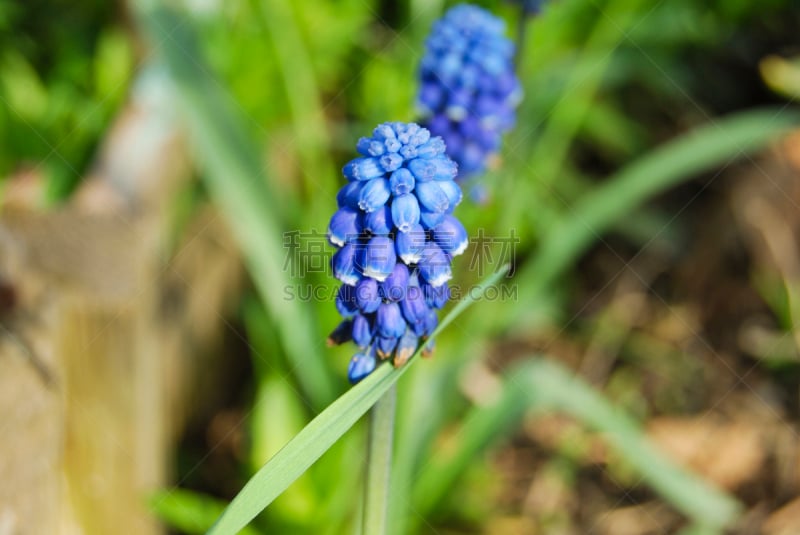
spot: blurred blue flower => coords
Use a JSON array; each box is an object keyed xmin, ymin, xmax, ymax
[
  {"xmin": 508, "ymin": 0, "xmax": 546, "ymax": 15},
  {"xmin": 418, "ymin": 4, "xmax": 521, "ymax": 181},
  {"xmin": 328, "ymin": 122, "xmax": 468, "ymax": 383}
]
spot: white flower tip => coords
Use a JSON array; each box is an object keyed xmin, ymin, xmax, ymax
[
  {"xmin": 400, "ymin": 253, "xmax": 422, "ymax": 265},
  {"xmin": 328, "ymin": 231, "xmax": 345, "ymax": 248},
  {"xmin": 450, "ymin": 239, "xmax": 468, "ymax": 257},
  {"xmin": 363, "ymin": 268, "xmax": 390, "ymax": 282},
  {"xmin": 427, "ymin": 272, "xmax": 452, "ymax": 288},
  {"xmin": 336, "ymin": 274, "xmax": 360, "ymax": 286}
]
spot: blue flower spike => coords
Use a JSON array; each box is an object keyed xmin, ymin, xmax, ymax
[
  {"xmin": 329, "ymin": 122, "xmax": 468, "ymax": 382},
  {"xmin": 418, "ymin": 4, "xmax": 521, "ymax": 185}
]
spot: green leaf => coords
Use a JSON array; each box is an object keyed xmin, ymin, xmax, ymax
[
  {"xmin": 149, "ymin": 489, "xmax": 263, "ymax": 535},
  {"xmin": 515, "ymin": 107, "xmax": 800, "ymax": 316},
  {"xmin": 206, "ymin": 266, "xmax": 510, "ymax": 535},
  {"xmin": 525, "ymin": 359, "xmax": 741, "ymax": 528},
  {"xmin": 415, "ymin": 358, "xmax": 742, "ymax": 530},
  {"xmin": 134, "ymin": 2, "xmax": 336, "ymax": 408}
]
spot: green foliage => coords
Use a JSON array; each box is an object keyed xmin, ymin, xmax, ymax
[
  {"xmin": 204, "ymin": 267, "xmax": 510, "ymax": 535},
  {"xmin": 4, "ymin": 0, "xmax": 797, "ymax": 533},
  {"xmin": 149, "ymin": 490, "xmax": 263, "ymax": 535},
  {"xmin": 0, "ymin": 2, "xmax": 132, "ymax": 200},
  {"xmin": 131, "ymin": 0, "xmax": 796, "ymax": 533},
  {"xmin": 414, "ymin": 358, "xmax": 742, "ymax": 530}
]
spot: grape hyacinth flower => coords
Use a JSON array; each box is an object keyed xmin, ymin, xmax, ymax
[
  {"xmin": 417, "ymin": 4, "xmax": 521, "ymax": 181},
  {"xmin": 328, "ymin": 122, "xmax": 468, "ymax": 383},
  {"xmin": 508, "ymin": 0, "xmax": 546, "ymax": 15}
]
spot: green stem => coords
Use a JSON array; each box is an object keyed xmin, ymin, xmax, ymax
[{"xmin": 362, "ymin": 384, "xmax": 397, "ymax": 535}]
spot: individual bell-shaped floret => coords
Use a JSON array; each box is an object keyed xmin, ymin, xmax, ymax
[
  {"xmin": 418, "ymin": 242, "xmax": 452, "ymax": 287},
  {"xmin": 380, "ymin": 263, "xmax": 410, "ymax": 302},
  {"xmin": 328, "ymin": 207, "xmax": 361, "ymax": 247},
  {"xmin": 361, "ymin": 236, "xmax": 397, "ymax": 282},
  {"xmin": 332, "ymin": 243, "xmax": 361, "ymax": 286},
  {"xmin": 348, "ymin": 347, "xmax": 377, "ymax": 383}
]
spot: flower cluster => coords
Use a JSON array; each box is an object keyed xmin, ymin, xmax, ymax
[
  {"xmin": 328, "ymin": 122, "xmax": 467, "ymax": 383},
  {"xmin": 417, "ymin": 4, "xmax": 521, "ymax": 179}
]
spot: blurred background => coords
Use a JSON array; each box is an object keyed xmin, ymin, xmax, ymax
[{"xmin": 1, "ymin": 0, "xmax": 800, "ymax": 534}]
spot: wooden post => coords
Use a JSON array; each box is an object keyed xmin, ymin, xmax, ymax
[{"xmin": 0, "ymin": 68, "xmax": 243, "ymax": 534}]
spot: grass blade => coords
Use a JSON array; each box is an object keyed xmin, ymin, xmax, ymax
[
  {"xmin": 415, "ymin": 358, "xmax": 742, "ymax": 530},
  {"xmin": 516, "ymin": 108, "xmax": 800, "ymax": 310},
  {"xmin": 206, "ymin": 266, "xmax": 510, "ymax": 535},
  {"xmin": 134, "ymin": 2, "xmax": 336, "ymax": 408},
  {"xmin": 524, "ymin": 358, "xmax": 741, "ymax": 528},
  {"xmin": 149, "ymin": 490, "xmax": 263, "ymax": 535}
]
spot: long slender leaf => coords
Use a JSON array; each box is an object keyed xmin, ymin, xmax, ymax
[
  {"xmin": 206, "ymin": 266, "xmax": 510, "ymax": 535},
  {"xmin": 134, "ymin": 2, "xmax": 336, "ymax": 408},
  {"xmin": 503, "ymin": 0, "xmax": 647, "ymax": 229},
  {"xmin": 149, "ymin": 490, "xmax": 263, "ymax": 535},
  {"xmin": 413, "ymin": 366, "xmax": 532, "ymax": 514},
  {"xmin": 253, "ymin": 0, "xmax": 339, "ymax": 207},
  {"xmin": 514, "ymin": 108, "xmax": 800, "ymax": 322},
  {"xmin": 414, "ymin": 358, "xmax": 742, "ymax": 530},
  {"xmin": 524, "ymin": 358, "xmax": 741, "ymax": 528}
]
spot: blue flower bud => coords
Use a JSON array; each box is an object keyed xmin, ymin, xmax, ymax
[
  {"xmin": 412, "ymin": 317, "xmax": 429, "ymax": 337},
  {"xmin": 343, "ymin": 157, "xmax": 384, "ymax": 181},
  {"xmin": 394, "ymin": 329, "xmax": 419, "ymax": 367},
  {"xmin": 420, "ymin": 209, "xmax": 446, "ymax": 229},
  {"xmin": 373, "ymin": 123, "xmax": 396, "ymax": 141},
  {"xmin": 328, "ymin": 207, "xmax": 362, "ymax": 247},
  {"xmin": 376, "ymin": 302, "xmax": 406, "ymax": 339},
  {"xmin": 380, "ymin": 263, "xmax": 409, "ymax": 302},
  {"xmin": 407, "ymin": 158, "xmax": 436, "ymax": 182},
  {"xmin": 358, "ymin": 178, "xmax": 392, "ymax": 213},
  {"xmin": 416, "ymin": 137, "xmax": 446, "ymax": 159},
  {"xmin": 335, "ymin": 284, "xmax": 359, "ymax": 317},
  {"xmin": 337, "ymin": 181, "xmax": 364, "ymax": 209},
  {"xmin": 352, "ymin": 314, "xmax": 373, "ymax": 348},
  {"xmin": 422, "ymin": 308, "xmax": 439, "ymax": 336},
  {"xmin": 393, "ymin": 122, "xmax": 413, "ymax": 144},
  {"xmin": 327, "ymin": 319, "xmax": 353, "ymax": 346},
  {"xmin": 364, "ymin": 205, "xmax": 392, "ymax": 235},
  {"xmin": 395, "ymin": 223, "xmax": 427, "ymax": 264},
  {"xmin": 332, "ymin": 243, "xmax": 361, "ymax": 286},
  {"xmin": 415, "ymin": 182, "xmax": 449, "ymax": 213},
  {"xmin": 357, "ymin": 137, "xmax": 385, "ymax": 157},
  {"xmin": 437, "ymin": 180, "xmax": 463, "ymax": 211},
  {"xmin": 400, "ymin": 282, "xmax": 428, "ymax": 325},
  {"xmin": 399, "ymin": 144, "xmax": 418, "ymax": 160},
  {"xmin": 391, "ymin": 193, "xmax": 421, "ymax": 233},
  {"xmin": 430, "ymin": 156, "xmax": 458, "ymax": 181},
  {"xmin": 384, "ymin": 138, "xmax": 401, "ymax": 153},
  {"xmin": 355, "ymin": 278, "xmax": 381, "ymax": 314},
  {"xmin": 389, "ymin": 168, "xmax": 415, "ymax": 196},
  {"xmin": 348, "ymin": 349, "xmax": 377, "ymax": 384},
  {"xmin": 375, "ymin": 336, "xmax": 399, "ymax": 359},
  {"xmin": 379, "ymin": 152, "xmax": 404, "ymax": 173},
  {"xmin": 410, "ymin": 126, "xmax": 431, "ymax": 146},
  {"xmin": 422, "ymin": 280, "xmax": 450, "ymax": 309},
  {"xmin": 418, "ymin": 241, "xmax": 452, "ymax": 287},
  {"xmin": 433, "ymin": 215, "xmax": 469, "ymax": 256},
  {"xmin": 361, "ymin": 236, "xmax": 396, "ymax": 282}
]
